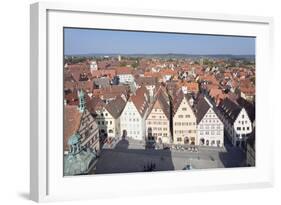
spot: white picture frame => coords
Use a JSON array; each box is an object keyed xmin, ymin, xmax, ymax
[{"xmin": 30, "ymin": 1, "xmax": 274, "ymax": 202}]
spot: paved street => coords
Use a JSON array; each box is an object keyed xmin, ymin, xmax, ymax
[{"xmin": 90, "ymin": 137, "xmax": 246, "ymax": 174}]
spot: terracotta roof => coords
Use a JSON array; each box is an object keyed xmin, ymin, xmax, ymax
[
  {"xmin": 160, "ymin": 69, "xmax": 177, "ymax": 76},
  {"xmin": 146, "ymin": 87, "xmax": 170, "ymax": 120},
  {"xmin": 68, "ymin": 63, "xmax": 92, "ymax": 82},
  {"xmin": 130, "ymin": 86, "xmax": 149, "ymax": 117},
  {"xmin": 178, "ymin": 81, "xmax": 199, "ymax": 93},
  {"xmin": 86, "ymin": 97, "xmax": 105, "ymax": 114},
  {"xmin": 105, "ymin": 96, "xmax": 126, "ymax": 119},
  {"xmin": 92, "ymin": 85, "xmax": 129, "ymax": 99},
  {"xmin": 195, "ymin": 95, "xmax": 212, "ymax": 124},
  {"xmin": 64, "ymin": 91, "xmax": 79, "ymax": 106},
  {"xmin": 116, "ymin": 67, "xmax": 132, "ymax": 75},
  {"xmin": 172, "ymin": 89, "xmax": 193, "ymax": 117},
  {"xmin": 144, "ymin": 71, "xmax": 162, "ymax": 78},
  {"xmin": 64, "ymin": 105, "xmax": 82, "ymax": 151},
  {"xmin": 135, "ymin": 76, "xmax": 158, "ymax": 86},
  {"xmin": 91, "ymin": 69, "xmax": 116, "ymax": 79},
  {"xmin": 218, "ymin": 98, "xmax": 242, "ymax": 124}
]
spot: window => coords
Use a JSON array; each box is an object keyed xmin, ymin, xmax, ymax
[
  {"xmin": 177, "ymin": 138, "xmax": 182, "ymax": 142},
  {"xmin": 186, "ymin": 114, "xmax": 190, "ymax": 118},
  {"xmin": 182, "ymin": 107, "xmax": 187, "ymax": 111},
  {"xmin": 178, "ymin": 115, "xmax": 183, "ymax": 118},
  {"xmin": 247, "ymin": 127, "xmax": 250, "ymax": 130},
  {"xmin": 242, "ymin": 114, "xmax": 244, "ymax": 119},
  {"xmin": 237, "ymin": 127, "xmax": 241, "ymax": 130},
  {"xmin": 105, "ymin": 113, "xmax": 108, "ymax": 116},
  {"xmin": 110, "ymin": 121, "xmax": 112, "ymax": 125},
  {"xmin": 243, "ymin": 127, "xmax": 245, "ymax": 131}
]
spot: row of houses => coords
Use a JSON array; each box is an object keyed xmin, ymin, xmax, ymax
[{"xmin": 83, "ymin": 84, "xmax": 228, "ymax": 148}]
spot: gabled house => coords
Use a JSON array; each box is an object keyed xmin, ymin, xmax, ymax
[
  {"xmin": 195, "ymin": 95, "xmax": 224, "ymax": 147},
  {"xmin": 217, "ymin": 98, "xmax": 253, "ymax": 147},
  {"xmin": 145, "ymin": 87, "xmax": 171, "ymax": 144},
  {"xmin": 87, "ymin": 96, "xmax": 126, "ymax": 139},
  {"xmin": 172, "ymin": 90, "xmax": 197, "ymax": 145},
  {"xmin": 120, "ymin": 86, "xmax": 149, "ymax": 140}
]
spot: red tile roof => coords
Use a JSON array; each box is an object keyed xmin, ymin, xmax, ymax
[{"xmin": 64, "ymin": 105, "xmax": 82, "ymax": 151}]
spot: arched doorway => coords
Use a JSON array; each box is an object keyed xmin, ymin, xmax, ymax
[
  {"xmin": 200, "ymin": 138, "xmax": 205, "ymax": 145},
  {"xmin": 184, "ymin": 137, "xmax": 189, "ymax": 144},
  {"xmin": 216, "ymin": 140, "xmax": 220, "ymax": 147},
  {"xmin": 190, "ymin": 137, "xmax": 195, "ymax": 145},
  {"xmin": 122, "ymin": 130, "xmax": 127, "ymax": 139}
]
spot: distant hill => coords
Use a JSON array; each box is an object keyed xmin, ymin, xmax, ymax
[{"xmin": 64, "ymin": 53, "xmax": 255, "ymax": 60}]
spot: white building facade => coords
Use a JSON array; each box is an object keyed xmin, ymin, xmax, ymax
[
  {"xmin": 218, "ymin": 98, "xmax": 253, "ymax": 147},
  {"xmin": 119, "ymin": 87, "xmax": 149, "ymax": 141},
  {"xmin": 120, "ymin": 101, "xmax": 145, "ymax": 140},
  {"xmin": 118, "ymin": 73, "xmax": 135, "ymax": 84},
  {"xmin": 196, "ymin": 96, "xmax": 224, "ymax": 147}
]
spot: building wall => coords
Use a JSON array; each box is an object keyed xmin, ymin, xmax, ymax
[
  {"xmin": 78, "ymin": 109, "xmax": 100, "ymax": 154},
  {"xmin": 246, "ymin": 144, "xmax": 255, "ymax": 166},
  {"xmin": 173, "ymin": 97, "xmax": 197, "ymax": 145},
  {"xmin": 197, "ymin": 108, "xmax": 224, "ymax": 147},
  {"xmin": 120, "ymin": 101, "xmax": 144, "ymax": 140},
  {"xmin": 95, "ymin": 109, "xmax": 118, "ymax": 138},
  {"xmin": 118, "ymin": 74, "xmax": 134, "ymax": 84},
  {"xmin": 219, "ymin": 108, "xmax": 252, "ymax": 147},
  {"xmin": 146, "ymin": 107, "xmax": 171, "ymax": 144},
  {"xmin": 232, "ymin": 108, "xmax": 253, "ymax": 146}
]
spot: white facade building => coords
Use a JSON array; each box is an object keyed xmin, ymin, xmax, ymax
[
  {"xmin": 116, "ymin": 67, "xmax": 135, "ymax": 84},
  {"xmin": 118, "ymin": 73, "xmax": 134, "ymax": 84},
  {"xmin": 120, "ymin": 87, "xmax": 149, "ymax": 140},
  {"xmin": 218, "ymin": 98, "xmax": 253, "ymax": 147},
  {"xmin": 87, "ymin": 96, "xmax": 126, "ymax": 139},
  {"xmin": 196, "ymin": 96, "xmax": 224, "ymax": 147}
]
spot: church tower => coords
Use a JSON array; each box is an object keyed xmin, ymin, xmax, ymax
[{"xmin": 77, "ymin": 89, "xmax": 85, "ymax": 113}]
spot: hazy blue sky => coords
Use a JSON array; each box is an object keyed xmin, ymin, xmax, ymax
[{"xmin": 64, "ymin": 28, "xmax": 255, "ymax": 55}]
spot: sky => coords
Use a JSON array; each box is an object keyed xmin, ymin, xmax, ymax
[{"xmin": 64, "ymin": 28, "xmax": 255, "ymax": 56}]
